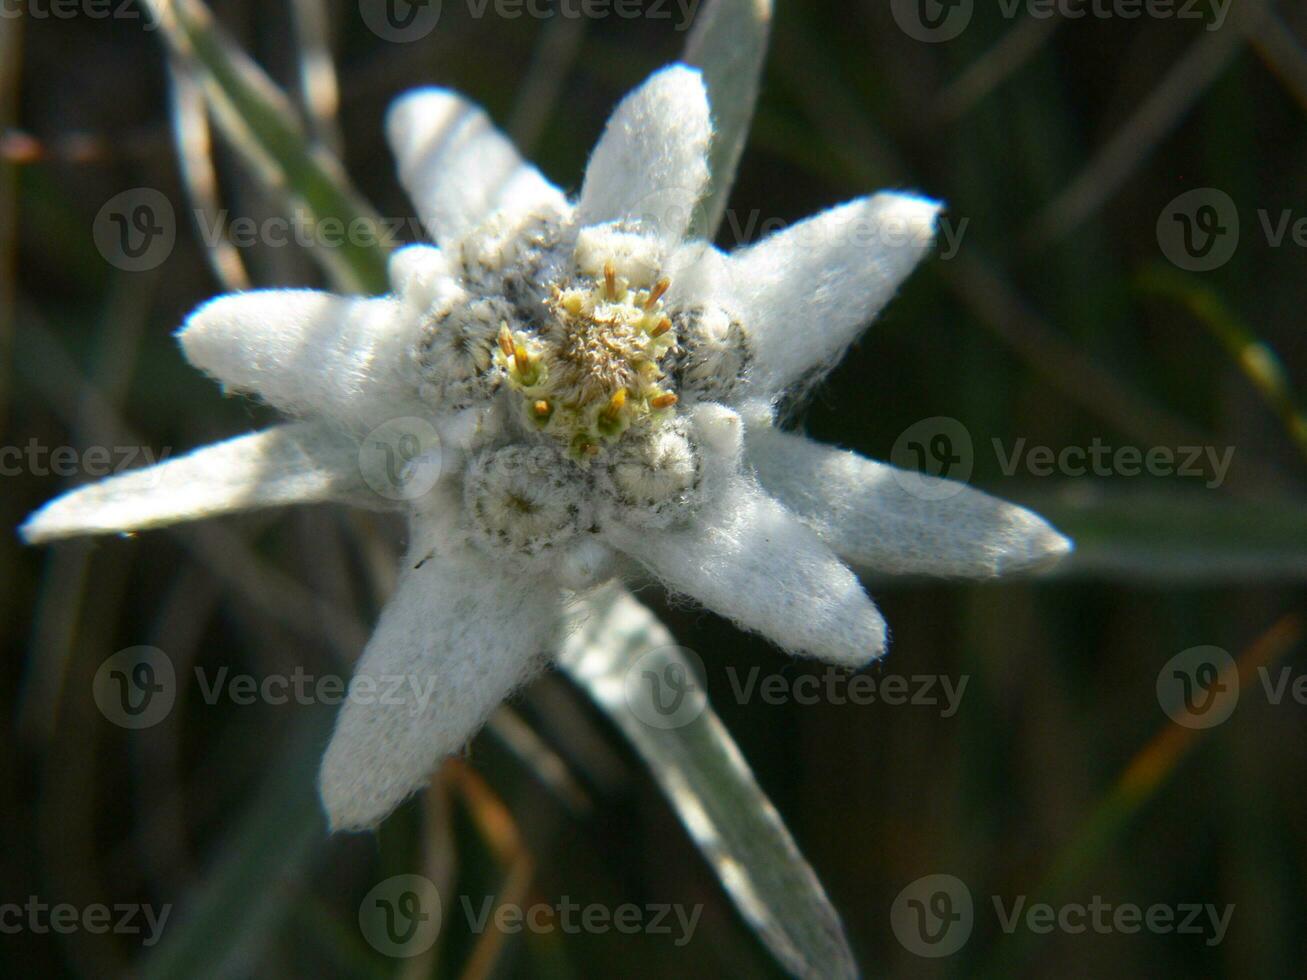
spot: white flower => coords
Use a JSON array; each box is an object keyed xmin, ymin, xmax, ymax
[{"xmin": 21, "ymin": 65, "xmax": 1071, "ymax": 831}]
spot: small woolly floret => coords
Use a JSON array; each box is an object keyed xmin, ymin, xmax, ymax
[
  {"xmin": 415, "ymin": 296, "xmax": 514, "ymax": 410},
  {"xmin": 596, "ymin": 422, "xmax": 704, "ymax": 529},
  {"xmin": 672, "ymin": 304, "xmax": 752, "ymax": 404},
  {"xmin": 464, "ymin": 444, "xmax": 593, "ymax": 563}
]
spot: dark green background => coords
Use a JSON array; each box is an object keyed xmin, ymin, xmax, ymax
[{"xmin": 3, "ymin": 0, "xmax": 1306, "ymax": 976}]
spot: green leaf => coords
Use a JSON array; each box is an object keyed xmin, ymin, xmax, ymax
[
  {"xmin": 683, "ymin": 0, "xmax": 772, "ymax": 240},
  {"xmin": 559, "ymin": 584, "xmax": 858, "ymax": 980},
  {"xmin": 1139, "ymin": 264, "xmax": 1307, "ymax": 464},
  {"xmin": 141, "ymin": 0, "xmax": 390, "ymax": 294},
  {"xmin": 139, "ymin": 715, "xmax": 331, "ymax": 980},
  {"xmin": 1029, "ymin": 490, "xmax": 1307, "ymax": 581}
]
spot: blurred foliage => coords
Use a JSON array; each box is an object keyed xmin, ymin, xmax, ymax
[{"xmin": 3, "ymin": 0, "xmax": 1307, "ymax": 977}]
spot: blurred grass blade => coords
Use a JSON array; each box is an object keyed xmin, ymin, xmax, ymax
[
  {"xmin": 1140, "ymin": 264, "xmax": 1307, "ymax": 463},
  {"xmin": 684, "ymin": 0, "xmax": 772, "ymax": 240},
  {"xmin": 166, "ymin": 54, "xmax": 251, "ymax": 292},
  {"xmin": 559, "ymin": 584, "xmax": 858, "ymax": 980},
  {"xmin": 289, "ymin": 0, "xmax": 344, "ymax": 156},
  {"xmin": 141, "ymin": 0, "xmax": 389, "ymax": 293},
  {"xmin": 0, "ymin": 14, "xmax": 21, "ymax": 434},
  {"xmin": 1030, "ymin": 490, "xmax": 1307, "ymax": 581},
  {"xmin": 979, "ymin": 615, "xmax": 1302, "ymax": 979},
  {"xmin": 140, "ymin": 715, "xmax": 331, "ymax": 980}
]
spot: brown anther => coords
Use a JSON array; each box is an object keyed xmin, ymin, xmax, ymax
[
  {"xmin": 650, "ymin": 393, "xmax": 678, "ymax": 410},
  {"xmin": 584, "ymin": 443, "xmax": 601, "ymax": 457},
  {"xmin": 650, "ymin": 317, "xmax": 672, "ymax": 338},
  {"xmin": 644, "ymin": 277, "xmax": 671, "ymax": 309},
  {"xmin": 533, "ymin": 399, "xmax": 551, "ymax": 418},
  {"xmin": 497, "ymin": 324, "xmax": 515, "ymax": 358},
  {"xmin": 603, "ymin": 261, "xmax": 617, "ymax": 300},
  {"xmin": 513, "ymin": 343, "xmax": 532, "ymax": 375}
]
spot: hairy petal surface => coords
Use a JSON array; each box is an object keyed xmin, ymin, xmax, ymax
[
  {"xmin": 19, "ymin": 422, "xmax": 391, "ymax": 544},
  {"xmin": 178, "ymin": 290, "xmax": 425, "ymax": 430},
  {"xmin": 663, "ymin": 240, "xmax": 734, "ymax": 308},
  {"xmin": 387, "ymin": 88, "xmax": 567, "ymax": 248},
  {"xmin": 576, "ymin": 65, "xmax": 712, "ymax": 246},
  {"xmin": 607, "ymin": 478, "xmax": 887, "ymax": 665},
  {"xmin": 727, "ymin": 193, "xmax": 940, "ymax": 395},
  {"xmin": 318, "ymin": 544, "xmax": 562, "ymax": 831},
  {"xmin": 388, "ymin": 243, "xmax": 459, "ymax": 313},
  {"xmin": 749, "ymin": 427, "xmax": 1073, "ymax": 577}
]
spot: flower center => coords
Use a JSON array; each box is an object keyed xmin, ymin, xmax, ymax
[{"xmin": 495, "ymin": 260, "xmax": 679, "ymax": 459}]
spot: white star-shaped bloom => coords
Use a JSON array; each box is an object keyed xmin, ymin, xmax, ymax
[{"xmin": 22, "ymin": 64, "xmax": 1070, "ymax": 830}]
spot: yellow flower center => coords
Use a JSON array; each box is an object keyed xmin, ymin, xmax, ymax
[{"xmin": 495, "ymin": 260, "xmax": 679, "ymax": 458}]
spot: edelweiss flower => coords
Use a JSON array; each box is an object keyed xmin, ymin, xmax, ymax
[{"xmin": 22, "ymin": 65, "xmax": 1070, "ymax": 830}]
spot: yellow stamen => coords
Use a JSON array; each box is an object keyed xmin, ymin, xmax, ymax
[
  {"xmin": 650, "ymin": 317, "xmax": 672, "ymax": 338},
  {"xmin": 644, "ymin": 277, "xmax": 671, "ymax": 309}
]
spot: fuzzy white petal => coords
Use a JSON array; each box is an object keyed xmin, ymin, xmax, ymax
[
  {"xmin": 749, "ymin": 427, "xmax": 1073, "ymax": 577},
  {"xmin": 178, "ymin": 290, "xmax": 425, "ymax": 430},
  {"xmin": 690, "ymin": 401, "xmax": 745, "ymax": 462},
  {"xmin": 727, "ymin": 193, "xmax": 941, "ymax": 395},
  {"xmin": 607, "ymin": 479, "xmax": 886, "ymax": 665},
  {"xmin": 20, "ymin": 422, "xmax": 389, "ymax": 544},
  {"xmin": 388, "ymin": 244, "xmax": 456, "ymax": 313},
  {"xmin": 319, "ymin": 545, "xmax": 562, "ymax": 831},
  {"xmin": 387, "ymin": 88, "xmax": 567, "ymax": 248},
  {"xmin": 664, "ymin": 240, "xmax": 734, "ymax": 307},
  {"xmin": 576, "ymin": 65, "xmax": 712, "ymax": 247}
]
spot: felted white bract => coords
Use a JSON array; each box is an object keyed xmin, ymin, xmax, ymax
[{"xmin": 22, "ymin": 64, "xmax": 1071, "ymax": 831}]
